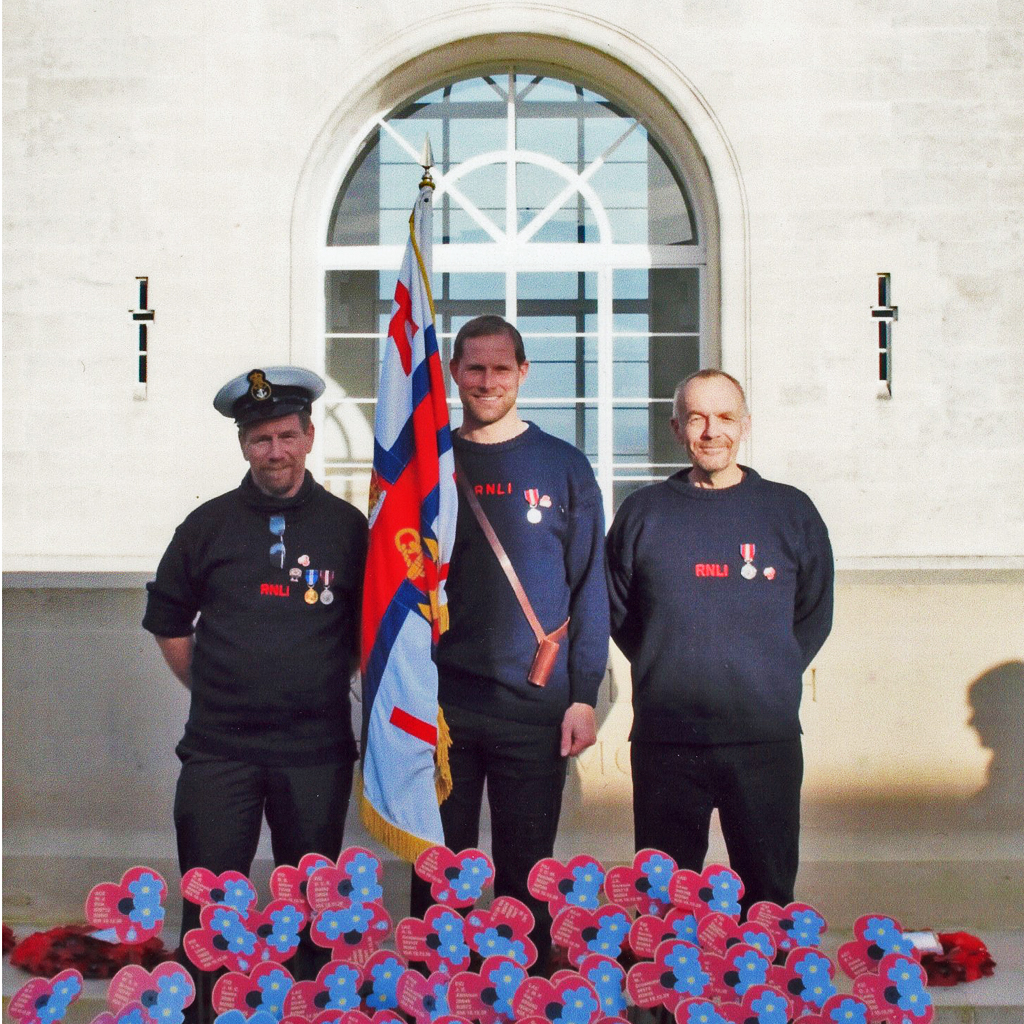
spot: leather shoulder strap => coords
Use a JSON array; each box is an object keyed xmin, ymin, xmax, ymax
[{"xmin": 454, "ymin": 456, "xmax": 546, "ymax": 644}]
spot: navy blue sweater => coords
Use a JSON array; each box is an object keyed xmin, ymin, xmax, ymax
[
  {"xmin": 143, "ymin": 472, "xmax": 368, "ymax": 765},
  {"xmin": 437, "ymin": 424, "xmax": 610, "ymax": 725},
  {"xmin": 606, "ymin": 468, "xmax": 833, "ymax": 744}
]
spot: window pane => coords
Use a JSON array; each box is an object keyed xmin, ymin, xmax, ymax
[
  {"xmin": 517, "ymin": 162, "xmax": 570, "ymax": 215},
  {"xmin": 449, "ymin": 78, "xmax": 505, "ymax": 103},
  {"xmin": 450, "ymin": 118, "xmax": 506, "ymax": 161},
  {"xmin": 446, "ymin": 207, "xmax": 500, "ymax": 244},
  {"xmin": 325, "ymin": 340, "xmax": 378, "ymax": 400},
  {"xmin": 525, "ymin": 361, "xmax": 577, "ymax": 397},
  {"xmin": 518, "ymin": 316, "xmax": 579, "ymax": 338},
  {"xmin": 589, "ymin": 161, "xmax": 647, "ymax": 209},
  {"xmin": 326, "ymin": 271, "xmax": 378, "ymax": 334},
  {"xmin": 518, "ymin": 272, "xmax": 586, "ymax": 301},
  {"xmin": 523, "ymin": 206, "xmax": 583, "ymax": 243},
  {"xmin": 453, "ymin": 163, "xmax": 506, "ymax": 209},
  {"xmin": 517, "ymin": 118, "xmax": 579, "ymax": 162},
  {"xmin": 613, "ymin": 405, "xmax": 649, "ymax": 458},
  {"xmin": 449, "ymin": 272, "xmax": 505, "ymax": 300},
  {"xmin": 583, "ymin": 120, "xmax": 647, "ymax": 162}
]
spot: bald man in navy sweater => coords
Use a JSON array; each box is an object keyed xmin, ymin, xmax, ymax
[{"xmin": 606, "ymin": 370, "xmax": 833, "ymax": 909}]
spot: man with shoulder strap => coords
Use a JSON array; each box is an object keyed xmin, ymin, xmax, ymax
[{"xmin": 411, "ymin": 315, "xmax": 610, "ymax": 971}]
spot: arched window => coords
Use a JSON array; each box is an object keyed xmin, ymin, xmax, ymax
[{"xmin": 321, "ymin": 69, "xmax": 715, "ymax": 518}]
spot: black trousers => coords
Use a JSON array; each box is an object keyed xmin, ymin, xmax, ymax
[
  {"xmin": 173, "ymin": 747, "xmax": 354, "ymax": 982},
  {"xmin": 409, "ymin": 704, "xmax": 567, "ymax": 969},
  {"xmin": 631, "ymin": 739, "xmax": 803, "ymax": 912}
]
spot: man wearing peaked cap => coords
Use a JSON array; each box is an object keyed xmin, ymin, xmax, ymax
[
  {"xmin": 143, "ymin": 366, "xmax": 368, "ymax": 987},
  {"xmin": 212, "ymin": 365, "xmax": 326, "ymax": 426}
]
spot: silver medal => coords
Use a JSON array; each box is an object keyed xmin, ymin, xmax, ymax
[
  {"xmin": 741, "ymin": 562, "xmax": 757, "ymax": 579},
  {"xmin": 526, "ymin": 507, "xmax": 542, "ymax": 524},
  {"xmin": 319, "ymin": 589, "xmax": 334, "ymax": 605}
]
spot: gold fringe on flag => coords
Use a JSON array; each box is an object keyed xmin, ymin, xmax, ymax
[
  {"xmin": 435, "ymin": 706, "xmax": 452, "ymax": 804},
  {"xmin": 356, "ymin": 707, "xmax": 452, "ymax": 864},
  {"xmin": 357, "ymin": 770, "xmax": 436, "ymax": 864}
]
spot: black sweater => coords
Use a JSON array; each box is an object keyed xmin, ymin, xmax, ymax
[
  {"xmin": 606, "ymin": 468, "xmax": 833, "ymax": 744},
  {"xmin": 437, "ymin": 424, "xmax": 610, "ymax": 725},
  {"xmin": 143, "ymin": 472, "xmax": 368, "ymax": 765}
]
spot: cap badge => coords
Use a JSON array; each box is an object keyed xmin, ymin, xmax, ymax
[{"xmin": 247, "ymin": 369, "xmax": 272, "ymax": 401}]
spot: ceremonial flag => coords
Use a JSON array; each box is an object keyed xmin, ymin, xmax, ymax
[{"xmin": 359, "ymin": 168, "xmax": 457, "ymax": 860}]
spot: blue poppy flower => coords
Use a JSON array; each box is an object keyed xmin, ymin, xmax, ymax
[
  {"xmin": 792, "ymin": 951, "xmax": 835, "ymax": 1007},
  {"xmin": 210, "ymin": 908, "xmax": 244, "ymax": 936},
  {"xmin": 828, "ymin": 997, "xmax": 869, "ymax": 1024},
  {"xmin": 731, "ymin": 949, "xmax": 769, "ymax": 995},
  {"xmin": 315, "ymin": 904, "xmax": 372, "ymax": 943},
  {"xmin": 471, "ymin": 926, "xmax": 526, "ymax": 964},
  {"xmin": 670, "ymin": 913, "xmax": 699, "ymax": 943},
  {"xmin": 585, "ymin": 963, "xmax": 626, "ymax": 1016},
  {"xmin": 791, "ymin": 909, "xmax": 826, "ymax": 947},
  {"xmin": 346, "ymin": 853, "xmax": 384, "ymax": 902},
  {"xmin": 50, "ymin": 977, "xmax": 82, "ymax": 1003},
  {"xmin": 566, "ymin": 864, "xmax": 603, "ymax": 910},
  {"xmin": 663, "ymin": 943, "xmax": 709, "ymax": 995},
  {"xmin": 256, "ymin": 968, "xmax": 293, "ymax": 998},
  {"xmin": 227, "ymin": 928, "xmax": 257, "ymax": 955},
  {"xmin": 148, "ymin": 1002, "xmax": 184, "ymax": 1024},
  {"xmin": 451, "ymin": 856, "xmax": 493, "ymax": 901},
  {"xmin": 366, "ymin": 956, "xmax": 403, "ymax": 1009},
  {"xmin": 223, "ymin": 880, "xmax": 256, "ymax": 914},
  {"xmin": 315, "ymin": 911, "xmax": 344, "ymax": 943},
  {"xmin": 346, "ymin": 852, "xmax": 380, "ymax": 879},
  {"xmin": 129, "ymin": 873, "xmax": 164, "ymax": 907},
  {"xmin": 554, "ymin": 985, "xmax": 598, "ymax": 1024},
  {"xmin": 129, "ymin": 902, "xmax": 166, "ymax": 928},
  {"xmin": 664, "ymin": 943, "xmax": 702, "ymax": 974},
  {"xmin": 682, "ymin": 1001, "xmax": 730, "ymax": 1024},
  {"xmin": 156, "ymin": 972, "xmax": 191, "ymax": 1010},
  {"xmin": 741, "ymin": 930, "xmax": 774, "ymax": 957},
  {"xmin": 885, "ymin": 959, "xmax": 931, "ymax": 1016},
  {"xmin": 748, "ymin": 990, "xmax": 788, "ymax": 1024},
  {"xmin": 587, "ymin": 912, "xmax": 629, "ymax": 956},
  {"xmin": 706, "ymin": 872, "xmax": 740, "ymax": 916},
  {"xmin": 487, "ymin": 962, "xmax": 526, "ymax": 1018},
  {"xmin": 638, "ymin": 853, "xmax": 674, "ymax": 905},
  {"xmin": 669, "ymin": 963, "xmax": 711, "ymax": 996},
  {"xmin": 427, "ymin": 980, "xmax": 450, "ymax": 1020},
  {"xmin": 266, "ymin": 905, "xmax": 303, "ymax": 953},
  {"xmin": 865, "ymin": 917, "xmax": 914, "ymax": 956},
  {"xmin": 432, "ymin": 911, "xmax": 470, "ymax": 965},
  {"xmin": 117, "ymin": 1008, "xmax": 148, "ymax": 1024},
  {"xmin": 323, "ymin": 963, "xmax": 360, "ymax": 1009}
]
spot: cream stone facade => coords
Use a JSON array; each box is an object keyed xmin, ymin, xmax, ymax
[{"xmin": 4, "ymin": 1, "xmax": 1023, "ymax": 926}]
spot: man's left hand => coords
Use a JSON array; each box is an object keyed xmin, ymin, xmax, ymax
[{"xmin": 560, "ymin": 702, "xmax": 597, "ymax": 757}]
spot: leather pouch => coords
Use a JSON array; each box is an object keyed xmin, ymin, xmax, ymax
[{"xmin": 528, "ymin": 636, "xmax": 561, "ymax": 687}]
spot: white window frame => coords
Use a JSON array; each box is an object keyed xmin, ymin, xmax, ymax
[{"xmin": 320, "ymin": 68, "xmax": 711, "ymax": 521}]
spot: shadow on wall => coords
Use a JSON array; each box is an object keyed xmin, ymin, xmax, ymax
[
  {"xmin": 802, "ymin": 659, "xmax": 1024, "ymax": 834},
  {"xmin": 966, "ymin": 660, "xmax": 1024, "ymax": 822}
]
